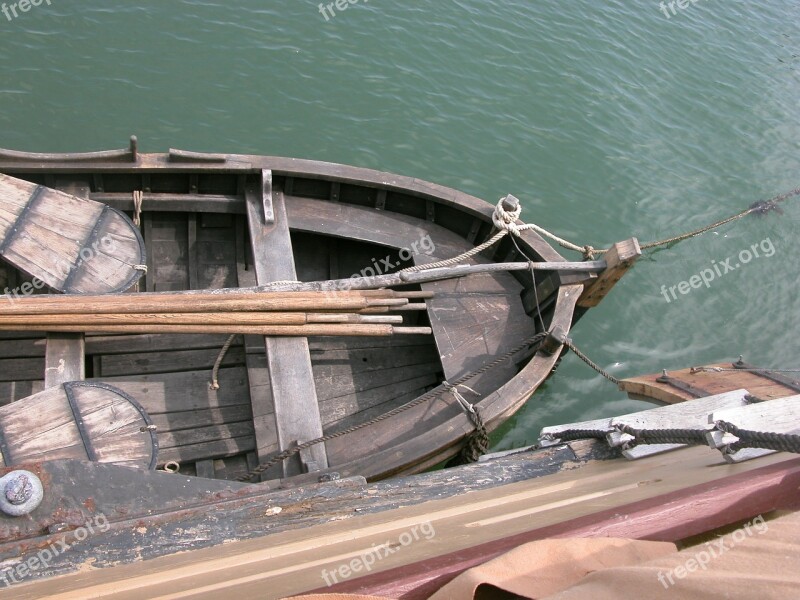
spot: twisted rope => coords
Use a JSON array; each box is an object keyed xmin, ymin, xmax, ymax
[
  {"xmin": 562, "ymin": 337, "xmax": 620, "ymax": 386},
  {"xmin": 458, "ymin": 188, "xmax": 800, "ymax": 261},
  {"xmin": 716, "ymin": 421, "xmax": 800, "ymax": 454},
  {"xmin": 132, "ymin": 190, "xmax": 144, "ymax": 227},
  {"xmin": 236, "ymin": 331, "xmax": 547, "ymax": 482},
  {"xmin": 617, "ymin": 425, "xmax": 708, "ymax": 448},
  {"xmin": 209, "ymin": 334, "xmax": 239, "ymax": 390}
]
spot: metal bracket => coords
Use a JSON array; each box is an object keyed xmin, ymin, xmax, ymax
[
  {"xmin": 733, "ymin": 359, "xmax": 800, "ymax": 393},
  {"xmin": 656, "ymin": 370, "xmax": 714, "ymax": 398}
]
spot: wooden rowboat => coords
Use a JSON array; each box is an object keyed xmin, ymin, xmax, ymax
[{"xmin": 0, "ymin": 138, "xmax": 636, "ymax": 486}]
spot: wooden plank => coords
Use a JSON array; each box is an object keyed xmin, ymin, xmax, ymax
[
  {"xmin": 0, "ymin": 357, "xmax": 45, "ymax": 382},
  {"xmin": 44, "ymin": 334, "xmax": 85, "ymax": 387},
  {"xmin": 621, "ymin": 363, "xmax": 799, "ymax": 405},
  {"xmin": 195, "ymin": 460, "xmax": 215, "ymax": 479},
  {"xmin": 707, "ymin": 395, "xmax": 800, "ymax": 463},
  {"xmin": 97, "ymin": 346, "xmax": 246, "ymax": 377},
  {"xmin": 578, "ymin": 238, "xmax": 641, "ymax": 308},
  {"xmin": 44, "ymin": 181, "xmax": 89, "ymax": 388},
  {"xmin": 149, "ymin": 405, "xmax": 252, "ymax": 433},
  {"xmin": 98, "ymin": 366, "xmax": 251, "ymax": 414},
  {"xmin": 245, "ymin": 171, "xmax": 327, "ymax": 475},
  {"xmin": 158, "ymin": 436, "xmax": 255, "ymax": 465}
]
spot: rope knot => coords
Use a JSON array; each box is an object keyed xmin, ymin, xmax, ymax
[
  {"xmin": 443, "ymin": 381, "xmax": 478, "ymax": 415},
  {"xmin": 492, "ymin": 197, "xmax": 523, "ymax": 236},
  {"xmin": 582, "ymin": 245, "xmax": 596, "ymax": 260}
]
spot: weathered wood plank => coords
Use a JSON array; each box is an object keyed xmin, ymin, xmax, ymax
[
  {"xmin": 245, "ymin": 171, "xmax": 327, "ymax": 475},
  {"xmin": 98, "ymin": 366, "xmax": 251, "ymax": 414},
  {"xmin": 578, "ymin": 238, "xmax": 641, "ymax": 308},
  {"xmin": 97, "ymin": 346, "xmax": 246, "ymax": 377},
  {"xmin": 44, "ymin": 334, "xmax": 85, "ymax": 388}
]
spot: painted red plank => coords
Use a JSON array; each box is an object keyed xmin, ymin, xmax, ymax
[{"xmin": 320, "ymin": 457, "xmax": 800, "ymax": 599}]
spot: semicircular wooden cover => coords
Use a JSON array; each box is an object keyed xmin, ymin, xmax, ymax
[
  {"xmin": 0, "ymin": 382, "xmax": 158, "ymax": 470},
  {"xmin": 0, "ymin": 173, "xmax": 146, "ymax": 294}
]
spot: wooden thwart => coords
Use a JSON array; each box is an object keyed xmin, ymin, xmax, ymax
[{"xmin": 245, "ymin": 170, "xmax": 327, "ymax": 475}]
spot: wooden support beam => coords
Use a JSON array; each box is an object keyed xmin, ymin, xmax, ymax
[
  {"xmin": 578, "ymin": 238, "xmax": 641, "ymax": 308},
  {"xmin": 44, "ymin": 334, "xmax": 85, "ymax": 388},
  {"xmin": 244, "ymin": 170, "xmax": 328, "ymax": 476},
  {"xmin": 44, "ymin": 180, "xmax": 89, "ymax": 388}
]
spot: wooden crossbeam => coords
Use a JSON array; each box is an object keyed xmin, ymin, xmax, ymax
[{"xmin": 244, "ymin": 170, "xmax": 328, "ymax": 476}]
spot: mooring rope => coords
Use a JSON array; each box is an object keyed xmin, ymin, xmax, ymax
[
  {"xmin": 406, "ymin": 186, "xmax": 800, "ymax": 267},
  {"xmin": 561, "ymin": 337, "xmax": 621, "ymax": 386}
]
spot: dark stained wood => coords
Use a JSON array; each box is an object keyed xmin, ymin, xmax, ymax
[
  {"xmin": 284, "ymin": 195, "xmax": 538, "ymax": 382},
  {"xmin": 245, "ymin": 171, "xmax": 327, "ymax": 475}
]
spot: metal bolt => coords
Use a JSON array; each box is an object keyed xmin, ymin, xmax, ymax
[
  {"xmin": 4, "ymin": 473, "xmax": 34, "ymax": 505},
  {"xmin": 0, "ymin": 470, "xmax": 44, "ymax": 517}
]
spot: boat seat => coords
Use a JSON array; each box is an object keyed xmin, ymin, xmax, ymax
[{"xmin": 285, "ymin": 195, "xmax": 539, "ymax": 382}]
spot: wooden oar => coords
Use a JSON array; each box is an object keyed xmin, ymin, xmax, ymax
[
  {"xmin": 0, "ymin": 324, "xmax": 432, "ymax": 336},
  {"xmin": 0, "ymin": 293, "xmax": 409, "ymax": 315},
  {"xmin": 0, "ymin": 312, "xmax": 405, "ymax": 326}
]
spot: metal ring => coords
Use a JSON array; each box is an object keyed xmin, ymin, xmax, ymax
[{"xmin": 161, "ymin": 461, "xmax": 180, "ymax": 474}]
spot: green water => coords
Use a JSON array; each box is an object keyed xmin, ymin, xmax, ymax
[{"xmin": 1, "ymin": 1, "xmax": 798, "ymax": 450}]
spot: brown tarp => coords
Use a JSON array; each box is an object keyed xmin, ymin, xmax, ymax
[{"xmin": 290, "ymin": 511, "xmax": 800, "ymax": 599}]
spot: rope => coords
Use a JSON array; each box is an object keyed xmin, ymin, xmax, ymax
[
  {"xmin": 443, "ymin": 381, "xmax": 489, "ymax": 464},
  {"xmin": 561, "ymin": 337, "xmax": 621, "ymax": 386},
  {"xmin": 400, "ymin": 186, "xmax": 798, "ymax": 275},
  {"xmin": 716, "ymin": 421, "xmax": 800, "ymax": 454},
  {"xmin": 617, "ymin": 425, "xmax": 708, "ymax": 448},
  {"xmin": 236, "ymin": 331, "xmax": 548, "ymax": 482},
  {"xmin": 541, "ymin": 429, "xmax": 611, "ymax": 443},
  {"xmin": 210, "ymin": 334, "xmax": 239, "ymax": 390},
  {"xmin": 133, "ymin": 190, "xmax": 143, "ymax": 227},
  {"xmin": 400, "ymin": 231, "xmax": 507, "ymax": 273},
  {"xmin": 692, "ymin": 366, "xmax": 800, "ymax": 374}
]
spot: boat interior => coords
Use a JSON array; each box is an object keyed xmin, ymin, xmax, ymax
[{"xmin": 0, "ymin": 161, "xmax": 569, "ymax": 483}]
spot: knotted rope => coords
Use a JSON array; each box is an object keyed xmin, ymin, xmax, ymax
[
  {"xmin": 444, "ymin": 381, "xmax": 489, "ymax": 463},
  {"xmin": 132, "ymin": 190, "xmax": 144, "ymax": 227}
]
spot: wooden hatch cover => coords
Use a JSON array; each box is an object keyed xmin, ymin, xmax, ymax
[
  {"xmin": 0, "ymin": 173, "xmax": 146, "ymax": 294},
  {"xmin": 0, "ymin": 382, "xmax": 158, "ymax": 469}
]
